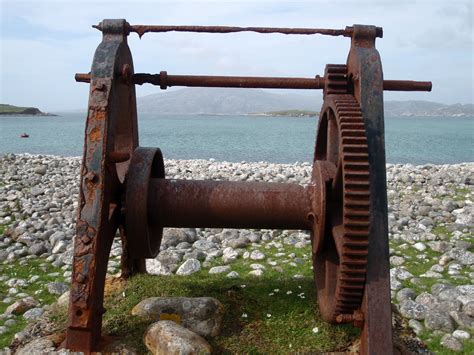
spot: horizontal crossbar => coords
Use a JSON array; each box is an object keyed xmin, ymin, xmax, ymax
[
  {"xmin": 75, "ymin": 72, "xmax": 432, "ymax": 92},
  {"xmin": 93, "ymin": 23, "xmax": 384, "ymax": 38}
]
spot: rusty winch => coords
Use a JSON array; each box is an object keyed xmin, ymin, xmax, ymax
[{"xmin": 68, "ymin": 19, "xmax": 432, "ymax": 354}]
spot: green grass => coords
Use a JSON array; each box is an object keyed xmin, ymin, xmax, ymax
[
  {"xmin": 49, "ymin": 243, "xmax": 358, "ymax": 353},
  {"xmin": 0, "ymin": 258, "xmax": 66, "ymax": 348},
  {"xmin": 0, "ymin": 104, "xmax": 30, "ymax": 113},
  {"xmin": 420, "ymin": 330, "xmax": 474, "ymax": 354}
]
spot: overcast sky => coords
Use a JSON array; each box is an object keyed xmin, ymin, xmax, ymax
[{"xmin": 1, "ymin": 0, "xmax": 472, "ymax": 111}]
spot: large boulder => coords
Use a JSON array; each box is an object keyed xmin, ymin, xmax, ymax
[{"xmin": 132, "ymin": 297, "xmax": 224, "ymax": 337}]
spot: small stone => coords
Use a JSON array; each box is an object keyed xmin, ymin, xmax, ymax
[
  {"xmin": 438, "ymin": 288, "xmax": 461, "ymax": 301},
  {"xmin": 56, "ymin": 291, "xmax": 70, "ymax": 308},
  {"xmin": 28, "ymin": 242, "xmax": 47, "ymax": 256},
  {"xmin": 34, "ymin": 165, "xmax": 48, "ymax": 175},
  {"xmin": 440, "ymin": 334, "xmax": 463, "ymax": 352},
  {"xmin": 396, "ymin": 288, "xmax": 417, "ymax": 303},
  {"xmin": 5, "ymin": 297, "xmax": 38, "ymax": 315},
  {"xmin": 52, "ymin": 240, "xmax": 68, "ymax": 254},
  {"xmin": 161, "ymin": 228, "xmax": 194, "ymax": 248},
  {"xmin": 176, "ymin": 259, "xmax": 201, "ymax": 276},
  {"xmin": 193, "ymin": 239, "xmax": 217, "ymax": 251},
  {"xmin": 408, "ymin": 319, "xmax": 424, "ymax": 335},
  {"xmin": 449, "ymin": 310, "xmax": 474, "ymax": 329},
  {"xmin": 30, "ymin": 186, "xmax": 44, "ymax": 196},
  {"xmin": 413, "ymin": 242, "xmax": 426, "ymax": 252},
  {"xmin": 390, "ymin": 255, "xmax": 405, "ymax": 266},
  {"xmin": 415, "ymin": 292, "xmax": 439, "ymax": 309},
  {"xmin": 16, "ymin": 338, "xmax": 55, "ymax": 355},
  {"xmin": 424, "ymin": 309, "xmax": 454, "ymax": 332},
  {"xmin": 23, "ymin": 307, "xmax": 44, "ymax": 320},
  {"xmin": 250, "ymin": 250, "xmax": 265, "ymax": 260},
  {"xmin": 391, "ymin": 267, "xmax": 413, "ymax": 281},
  {"xmin": 147, "ymin": 259, "xmax": 173, "ymax": 276},
  {"xmin": 183, "ymin": 249, "xmax": 206, "ymax": 261},
  {"xmin": 222, "ymin": 247, "xmax": 238, "ymax": 264},
  {"xmin": 144, "ymin": 321, "xmax": 212, "ymax": 355},
  {"xmin": 463, "ymin": 301, "xmax": 474, "ymax": 317},
  {"xmin": 158, "ymin": 250, "xmax": 183, "ymax": 266},
  {"xmin": 226, "ymin": 236, "xmax": 250, "ymax": 249},
  {"xmin": 47, "ymin": 282, "xmax": 69, "ymax": 295},
  {"xmin": 452, "ymin": 329, "xmax": 470, "ymax": 340},
  {"xmin": 431, "ymin": 283, "xmax": 454, "ymax": 296},
  {"xmin": 209, "ymin": 265, "xmax": 231, "ymax": 274},
  {"xmin": 226, "ymin": 271, "xmax": 239, "ymax": 278},
  {"xmin": 250, "ymin": 263, "xmax": 265, "ymax": 270},
  {"xmin": 399, "ymin": 300, "xmax": 426, "ymax": 320},
  {"xmin": 447, "ymin": 248, "xmax": 474, "ymax": 266},
  {"xmin": 428, "ymin": 241, "xmax": 449, "ymax": 253}
]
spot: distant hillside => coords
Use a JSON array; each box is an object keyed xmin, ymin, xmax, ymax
[
  {"xmin": 0, "ymin": 104, "xmax": 56, "ymax": 116},
  {"xmin": 248, "ymin": 110, "xmax": 318, "ymax": 117},
  {"xmin": 138, "ymin": 88, "xmax": 320, "ymax": 115},
  {"xmin": 137, "ymin": 89, "xmax": 473, "ymax": 117},
  {"xmin": 384, "ymin": 101, "xmax": 473, "ymax": 117}
]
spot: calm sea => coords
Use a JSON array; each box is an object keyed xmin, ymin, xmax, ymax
[{"xmin": 0, "ymin": 113, "xmax": 472, "ymax": 164}]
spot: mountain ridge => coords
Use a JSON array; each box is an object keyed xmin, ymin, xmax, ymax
[{"xmin": 137, "ymin": 88, "xmax": 473, "ymax": 117}]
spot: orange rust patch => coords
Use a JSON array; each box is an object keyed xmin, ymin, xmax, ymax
[
  {"xmin": 89, "ymin": 125, "xmax": 102, "ymax": 142},
  {"xmin": 95, "ymin": 111, "xmax": 106, "ymax": 120}
]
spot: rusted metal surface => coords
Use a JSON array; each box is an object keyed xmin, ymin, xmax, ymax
[
  {"xmin": 346, "ymin": 24, "xmax": 393, "ymax": 354},
  {"xmin": 134, "ymin": 72, "xmax": 326, "ymax": 89},
  {"xmin": 148, "ymin": 179, "xmax": 313, "ymax": 230},
  {"xmin": 313, "ymin": 92, "xmax": 371, "ymax": 323},
  {"xmin": 125, "ymin": 147, "xmax": 165, "ymax": 258},
  {"xmin": 66, "ymin": 19, "xmax": 141, "ymax": 353},
  {"xmin": 67, "ymin": 18, "xmax": 433, "ymax": 354},
  {"xmin": 76, "ymin": 71, "xmax": 432, "ymax": 92},
  {"xmin": 383, "ymin": 79, "xmax": 432, "ymax": 91},
  {"xmin": 93, "ymin": 22, "xmax": 370, "ymax": 38}
]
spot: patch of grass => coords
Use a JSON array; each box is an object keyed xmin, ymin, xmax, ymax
[
  {"xmin": 420, "ymin": 330, "xmax": 474, "ymax": 354},
  {"xmin": 47, "ymin": 243, "xmax": 359, "ymax": 353},
  {"xmin": 0, "ymin": 258, "xmax": 66, "ymax": 348},
  {"xmin": 0, "ymin": 104, "xmax": 28, "ymax": 113},
  {"xmin": 432, "ymin": 224, "xmax": 451, "ymax": 237}
]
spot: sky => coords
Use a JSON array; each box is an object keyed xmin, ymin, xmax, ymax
[{"xmin": 0, "ymin": 0, "xmax": 473, "ymax": 111}]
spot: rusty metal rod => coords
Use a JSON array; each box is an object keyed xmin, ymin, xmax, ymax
[
  {"xmin": 75, "ymin": 72, "xmax": 432, "ymax": 92},
  {"xmin": 149, "ymin": 179, "xmax": 314, "ymax": 230},
  {"xmin": 134, "ymin": 72, "xmax": 325, "ymax": 89},
  {"xmin": 130, "ymin": 25, "xmax": 352, "ymax": 37},
  {"xmin": 383, "ymin": 80, "xmax": 432, "ymax": 92}
]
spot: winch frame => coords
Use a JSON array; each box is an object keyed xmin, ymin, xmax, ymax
[{"xmin": 66, "ymin": 19, "xmax": 432, "ymax": 354}]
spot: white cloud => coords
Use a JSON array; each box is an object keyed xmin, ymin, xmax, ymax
[{"xmin": 1, "ymin": 0, "xmax": 473, "ymax": 109}]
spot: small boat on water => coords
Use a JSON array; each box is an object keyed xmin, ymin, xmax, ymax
[{"xmin": 20, "ymin": 133, "xmax": 29, "ymax": 138}]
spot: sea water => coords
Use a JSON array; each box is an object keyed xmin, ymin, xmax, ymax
[{"xmin": 0, "ymin": 113, "xmax": 472, "ymax": 164}]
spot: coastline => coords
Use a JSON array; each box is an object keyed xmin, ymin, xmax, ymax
[{"xmin": 0, "ymin": 154, "xmax": 473, "ymax": 352}]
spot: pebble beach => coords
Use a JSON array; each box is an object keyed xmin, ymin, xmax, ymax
[{"xmin": 0, "ymin": 153, "xmax": 473, "ymax": 353}]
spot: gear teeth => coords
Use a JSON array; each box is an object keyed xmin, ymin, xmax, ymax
[
  {"xmin": 315, "ymin": 93, "xmax": 370, "ymax": 319},
  {"xmin": 324, "ymin": 64, "xmax": 349, "ymax": 96}
]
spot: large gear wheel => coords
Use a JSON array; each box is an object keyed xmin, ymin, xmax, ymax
[{"xmin": 312, "ymin": 71, "xmax": 370, "ymax": 323}]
